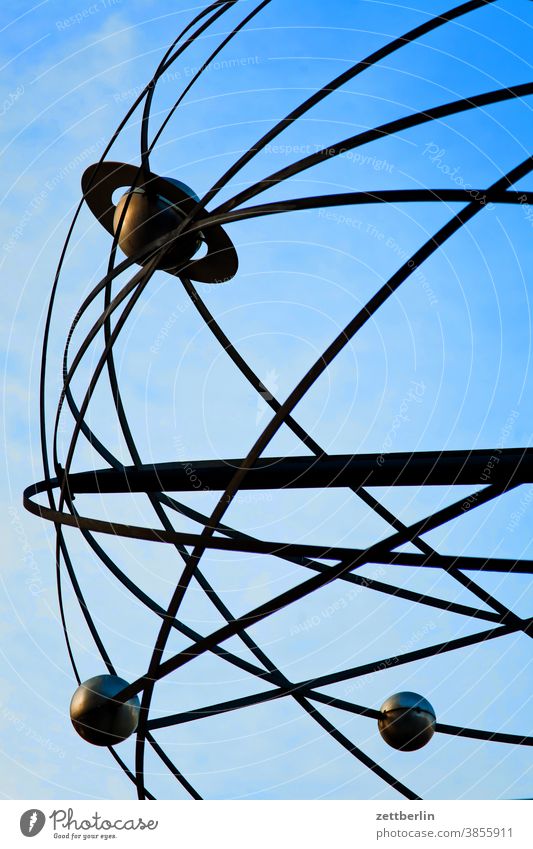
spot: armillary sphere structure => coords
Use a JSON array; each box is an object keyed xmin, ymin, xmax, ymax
[{"xmin": 24, "ymin": 0, "xmax": 533, "ymax": 800}]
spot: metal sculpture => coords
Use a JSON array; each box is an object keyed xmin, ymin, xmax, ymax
[{"xmin": 24, "ymin": 0, "xmax": 533, "ymax": 800}]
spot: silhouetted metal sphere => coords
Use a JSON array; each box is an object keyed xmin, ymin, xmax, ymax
[
  {"xmin": 113, "ymin": 179, "xmax": 202, "ymax": 270},
  {"xmin": 378, "ymin": 691, "xmax": 436, "ymax": 752},
  {"xmin": 70, "ymin": 674, "xmax": 140, "ymax": 747}
]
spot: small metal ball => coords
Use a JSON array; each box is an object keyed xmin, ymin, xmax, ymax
[
  {"xmin": 70, "ymin": 675, "xmax": 140, "ymax": 747},
  {"xmin": 113, "ymin": 180, "xmax": 201, "ymax": 269},
  {"xmin": 378, "ymin": 691, "xmax": 436, "ymax": 752}
]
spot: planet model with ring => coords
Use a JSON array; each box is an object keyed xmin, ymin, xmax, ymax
[
  {"xmin": 113, "ymin": 182, "xmax": 203, "ymax": 270},
  {"xmin": 81, "ymin": 161, "xmax": 238, "ymax": 284}
]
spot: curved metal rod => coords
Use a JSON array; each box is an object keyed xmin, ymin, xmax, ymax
[
  {"xmin": 145, "ymin": 732, "xmax": 202, "ymax": 800},
  {"xmin": 23, "ymin": 472, "xmax": 518, "ymax": 564},
  {"xmin": 62, "ymin": 501, "xmax": 523, "ymax": 759},
  {"xmin": 146, "ymin": 0, "xmax": 272, "ymax": 161},
  {"xmin": 68, "ymin": 280, "xmax": 423, "ymax": 798},
  {"xmin": 52, "ymin": 167, "xmax": 531, "ymax": 471},
  {"xmin": 198, "ymin": 0, "xmax": 497, "ymax": 209},
  {"xmin": 146, "ymin": 2, "xmax": 504, "ymax": 271},
  {"xmin": 58, "ymin": 383, "xmax": 509, "ymax": 624},
  {"xmin": 148, "ymin": 689, "xmax": 378, "ymax": 729},
  {"xmin": 207, "ymin": 189, "xmax": 533, "ymax": 222},
  {"xmin": 61, "ymin": 470, "xmax": 506, "ymax": 768},
  {"xmin": 37, "ymin": 3, "xmax": 238, "ymax": 795},
  {"xmin": 35, "ymin": 4, "xmax": 528, "ymax": 800},
  {"xmin": 25, "ymin": 468, "xmax": 524, "ymax": 783},
  {"xmin": 24, "ymin": 476, "xmax": 533, "ymax": 584},
  {"xmin": 57, "ymin": 341, "xmax": 507, "ymax": 661},
  {"xmin": 57, "ymin": 209, "xmax": 412, "ymax": 796},
  {"xmin": 51, "ymin": 4, "xmax": 262, "ymax": 486},
  {"xmin": 434, "ymin": 724, "xmax": 533, "ymax": 747},
  {"xmin": 40, "ymin": 0, "xmax": 228, "ymax": 503},
  {"xmin": 213, "ymin": 84, "xmax": 533, "ymax": 216},
  {"xmin": 125, "ymin": 619, "xmax": 521, "ymax": 705},
  {"xmin": 130, "ymin": 154, "xmax": 533, "ymax": 791},
  {"xmin": 140, "ymin": 1, "xmax": 238, "ymax": 173},
  {"xmin": 107, "ymin": 747, "xmax": 156, "ymax": 800},
  {"xmin": 57, "ymin": 521, "xmax": 533, "ymax": 578},
  {"xmin": 51, "ymin": 252, "xmax": 203, "ymax": 799},
  {"xmin": 102, "ymin": 4, "xmax": 286, "ymax": 796},
  {"xmin": 32, "ymin": 1, "xmax": 276, "ymax": 800},
  {"xmin": 298, "ymin": 622, "xmax": 528, "ymax": 692},
  {"xmin": 69, "ymin": 480, "xmax": 520, "ymax": 702},
  {"xmin": 176, "ymin": 270, "xmax": 528, "ymax": 629},
  {"xmin": 147, "ymin": 686, "xmax": 533, "ymax": 748}
]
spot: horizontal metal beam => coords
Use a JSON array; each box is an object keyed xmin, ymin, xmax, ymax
[{"xmin": 63, "ymin": 447, "xmax": 533, "ymax": 494}]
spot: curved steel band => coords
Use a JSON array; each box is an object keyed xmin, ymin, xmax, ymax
[{"xmin": 31, "ymin": 0, "xmax": 533, "ymax": 802}]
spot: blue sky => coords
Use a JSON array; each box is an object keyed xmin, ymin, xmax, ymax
[{"xmin": 1, "ymin": 0, "xmax": 532, "ymax": 800}]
